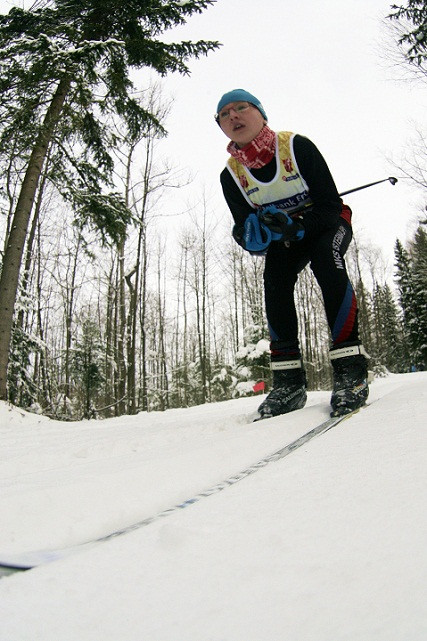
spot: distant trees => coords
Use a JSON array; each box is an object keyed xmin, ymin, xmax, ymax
[
  {"xmin": 1, "ymin": 181, "xmax": 425, "ymax": 417},
  {"xmin": 394, "ymin": 227, "xmax": 427, "ymax": 370},
  {"xmin": 0, "ymin": 0, "xmax": 219, "ymax": 400},
  {"xmin": 371, "ymin": 283, "xmax": 406, "ymax": 373}
]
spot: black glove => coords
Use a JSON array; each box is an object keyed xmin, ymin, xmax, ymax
[{"xmin": 258, "ymin": 205, "xmax": 305, "ymax": 243}]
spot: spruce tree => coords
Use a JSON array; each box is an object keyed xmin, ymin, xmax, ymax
[
  {"xmin": 0, "ymin": 0, "xmax": 219, "ymax": 400},
  {"xmin": 70, "ymin": 317, "xmax": 105, "ymax": 419},
  {"xmin": 395, "ymin": 236, "xmax": 427, "ymax": 370},
  {"xmin": 372, "ymin": 283, "xmax": 407, "ymax": 373},
  {"xmin": 409, "ymin": 226, "xmax": 427, "ymax": 366},
  {"xmin": 388, "ymin": 0, "xmax": 427, "ymax": 68}
]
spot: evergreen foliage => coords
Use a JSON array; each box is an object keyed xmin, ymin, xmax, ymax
[
  {"xmin": 409, "ymin": 226, "xmax": 427, "ymax": 365},
  {"xmin": 388, "ymin": 0, "xmax": 427, "ymax": 68},
  {"xmin": 394, "ymin": 230, "xmax": 427, "ymax": 370},
  {"xmin": 8, "ymin": 325, "xmax": 41, "ymax": 407},
  {"xmin": 371, "ymin": 283, "xmax": 407, "ymax": 373},
  {"xmin": 0, "ymin": 0, "xmax": 219, "ymax": 241},
  {"xmin": 70, "ymin": 317, "xmax": 106, "ymax": 419}
]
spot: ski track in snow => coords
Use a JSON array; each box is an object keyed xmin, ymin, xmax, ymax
[{"xmin": 0, "ymin": 372, "xmax": 426, "ymax": 641}]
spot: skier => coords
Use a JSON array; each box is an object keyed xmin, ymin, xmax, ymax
[{"xmin": 215, "ymin": 89, "xmax": 369, "ymax": 419}]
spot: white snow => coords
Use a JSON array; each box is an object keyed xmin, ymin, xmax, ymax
[{"xmin": 0, "ymin": 372, "xmax": 426, "ymax": 640}]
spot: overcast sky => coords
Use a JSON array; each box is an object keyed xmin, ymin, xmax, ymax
[{"xmin": 1, "ymin": 0, "xmax": 425, "ymax": 272}]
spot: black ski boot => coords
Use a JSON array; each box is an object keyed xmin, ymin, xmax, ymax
[
  {"xmin": 330, "ymin": 344, "xmax": 369, "ymax": 417},
  {"xmin": 255, "ymin": 359, "xmax": 307, "ymax": 421}
]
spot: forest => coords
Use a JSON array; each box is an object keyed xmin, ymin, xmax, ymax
[{"xmin": 0, "ymin": 0, "xmax": 426, "ymax": 420}]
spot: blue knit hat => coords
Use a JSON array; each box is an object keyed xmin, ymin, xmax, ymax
[{"xmin": 216, "ymin": 89, "xmax": 268, "ymax": 121}]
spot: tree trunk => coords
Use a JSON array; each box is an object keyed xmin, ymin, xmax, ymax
[
  {"xmin": 116, "ymin": 237, "xmax": 127, "ymax": 414},
  {"xmin": 63, "ymin": 233, "xmax": 82, "ymax": 414},
  {"xmin": 104, "ymin": 262, "xmax": 116, "ymax": 414},
  {"xmin": 0, "ymin": 76, "xmax": 71, "ymax": 400}
]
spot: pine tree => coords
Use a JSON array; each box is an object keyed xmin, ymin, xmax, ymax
[
  {"xmin": 395, "ymin": 236, "xmax": 427, "ymax": 370},
  {"xmin": 70, "ymin": 317, "xmax": 105, "ymax": 419},
  {"xmin": 371, "ymin": 283, "xmax": 408, "ymax": 373},
  {"xmin": 409, "ymin": 226, "xmax": 427, "ymax": 366},
  {"xmin": 388, "ymin": 0, "xmax": 427, "ymax": 69},
  {"xmin": 0, "ymin": 0, "xmax": 219, "ymax": 400}
]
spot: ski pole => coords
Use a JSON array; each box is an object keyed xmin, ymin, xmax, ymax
[{"xmin": 339, "ymin": 176, "xmax": 397, "ymax": 197}]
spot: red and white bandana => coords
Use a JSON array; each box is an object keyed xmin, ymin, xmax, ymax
[{"xmin": 226, "ymin": 125, "xmax": 276, "ymax": 169}]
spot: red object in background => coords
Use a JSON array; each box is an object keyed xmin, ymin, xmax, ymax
[{"xmin": 253, "ymin": 381, "xmax": 265, "ymax": 393}]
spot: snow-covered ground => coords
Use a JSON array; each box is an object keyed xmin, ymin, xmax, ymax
[{"xmin": 0, "ymin": 372, "xmax": 426, "ymax": 640}]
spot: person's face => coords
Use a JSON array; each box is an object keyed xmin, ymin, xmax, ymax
[{"xmin": 218, "ymin": 101, "xmax": 266, "ymax": 147}]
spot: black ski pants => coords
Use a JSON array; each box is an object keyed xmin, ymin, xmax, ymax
[{"xmin": 263, "ymin": 219, "xmax": 359, "ymax": 354}]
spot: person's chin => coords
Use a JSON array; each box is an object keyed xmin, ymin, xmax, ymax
[{"xmin": 233, "ymin": 135, "xmax": 251, "ymax": 148}]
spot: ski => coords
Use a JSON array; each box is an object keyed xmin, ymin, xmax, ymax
[{"xmin": 0, "ymin": 407, "xmax": 360, "ymax": 574}]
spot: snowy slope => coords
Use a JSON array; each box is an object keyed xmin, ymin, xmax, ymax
[{"xmin": 0, "ymin": 372, "xmax": 426, "ymax": 641}]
